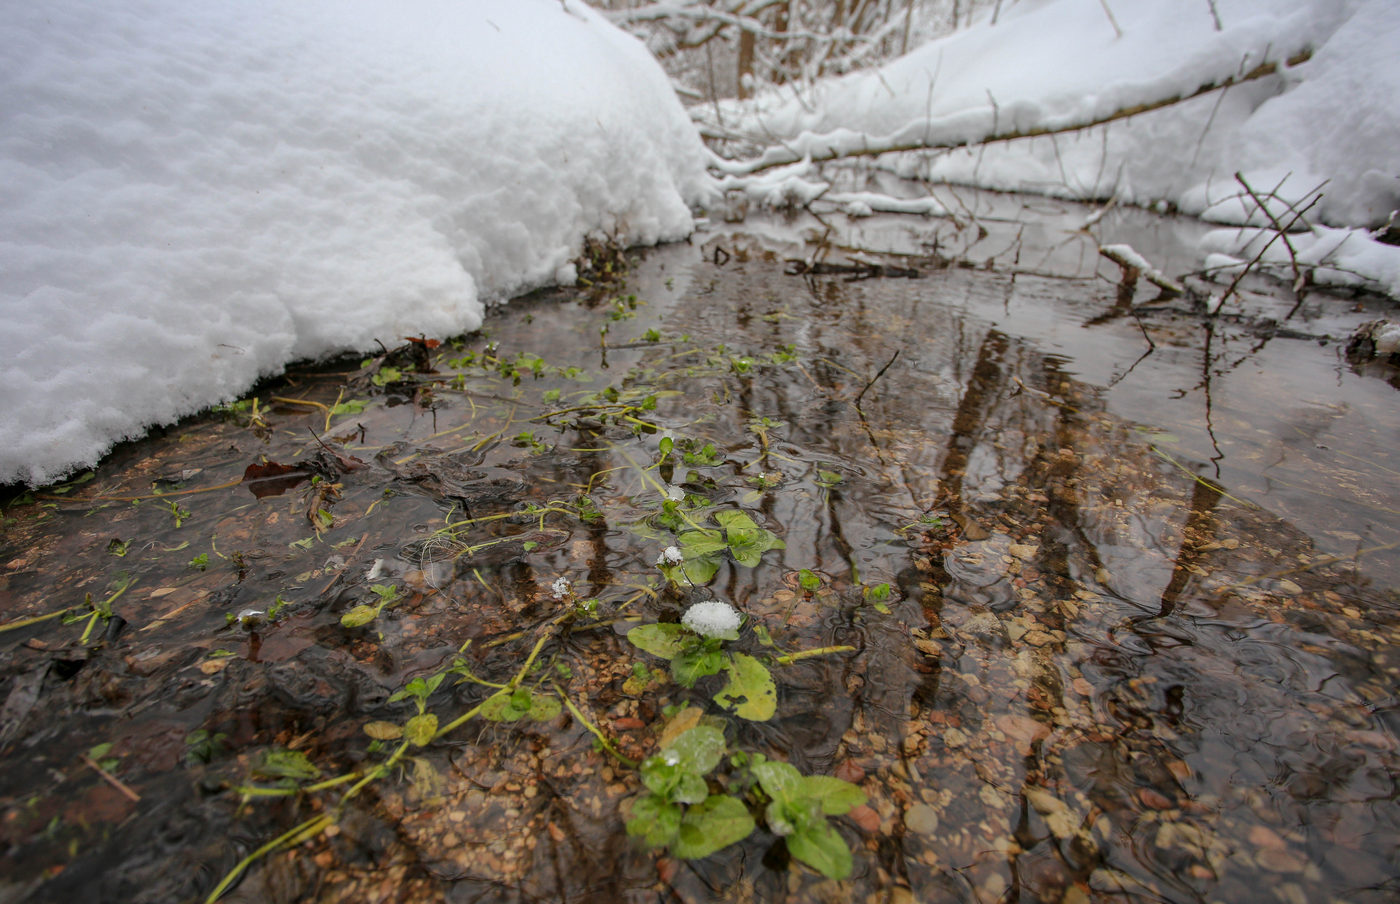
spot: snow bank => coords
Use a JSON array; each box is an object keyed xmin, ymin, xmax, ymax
[
  {"xmin": 0, "ymin": 0, "xmax": 711, "ymax": 486},
  {"xmin": 719, "ymin": 0, "xmax": 1400, "ymax": 292}
]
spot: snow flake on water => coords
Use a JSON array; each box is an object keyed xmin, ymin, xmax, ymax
[
  {"xmin": 657, "ymin": 545, "xmax": 684, "ymax": 566},
  {"xmin": 681, "ymin": 600, "xmax": 742, "ymax": 638},
  {"xmin": 551, "ymin": 577, "xmax": 572, "ymax": 600}
]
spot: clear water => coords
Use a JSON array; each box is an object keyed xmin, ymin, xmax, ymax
[{"xmin": 1, "ymin": 194, "xmax": 1397, "ymax": 903}]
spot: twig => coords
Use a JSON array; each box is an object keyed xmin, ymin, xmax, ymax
[
  {"xmin": 80, "ymin": 754, "xmax": 141, "ymax": 802},
  {"xmin": 854, "ymin": 350, "xmax": 900, "ymax": 408}
]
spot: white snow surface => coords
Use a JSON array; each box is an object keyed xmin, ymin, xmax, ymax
[
  {"xmin": 681, "ymin": 600, "xmax": 742, "ymax": 639},
  {"xmin": 0, "ymin": 0, "xmax": 711, "ymax": 486},
  {"xmin": 720, "ymin": 0, "xmax": 1400, "ymax": 293}
]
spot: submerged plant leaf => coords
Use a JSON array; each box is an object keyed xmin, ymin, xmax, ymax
[
  {"xmin": 714, "ymin": 652, "xmax": 776, "ymax": 721},
  {"xmin": 666, "ymin": 724, "xmax": 726, "ymax": 776},
  {"xmin": 628, "ymin": 623, "xmax": 689, "ymax": 659},
  {"xmin": 527, "ymin": 694, "xmax": 561, "ymax": 722},
  {"xmin": 626, "ymin": 795, "xmax": 682, "ymax": 848},
  {"xmin": 672, "ymin": 794, "xmax": 756, "ymax": 860},
  {"xmin": 252, "ymin": 748, "xmax": 321, "ymax": 782},
  {"xmin": 714, "ymin": 509, "xmax": 785, "ymax": 567},
  {"xmin": 802, "ymin": 775, "xmax": 867, "ymax": 815},
  {"xmin": 786, "ymin": 817, "xmax": 853, "ymax": 879},
  {"xmin": 752, "ymin": 760, "xmax": 804, "ymax": 805},
  {"xmin": 405, "ymin": 713, "xmax": 438, "ymax": 746},
  {"xmin": 340, "ymin": 605, "xmax": 378, "ymax": 628},
  {"xmin": 363, "ymin": 721, "xmax": 403, "ymax": 740},
  {"xmin": 480, "ymin": 688, "xmax": 537, "ymax": 722},
  {"xmin": 671, "ymin": 646, "xmax": 725, "ymax": 687}
]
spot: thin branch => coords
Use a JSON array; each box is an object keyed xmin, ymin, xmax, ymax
[{"xmin": 719, "ymin": 53, "xmax": 1306, "ymax": 176}]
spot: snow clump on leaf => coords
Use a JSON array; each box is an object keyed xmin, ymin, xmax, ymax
[{"xmin": 681, "ymin": 600, "xmax": 742, "ymax": 638}]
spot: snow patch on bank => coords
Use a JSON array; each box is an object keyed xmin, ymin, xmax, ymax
[{"xmin": 0, "ymin": 0, "xmax": 711, "ymax": 486}]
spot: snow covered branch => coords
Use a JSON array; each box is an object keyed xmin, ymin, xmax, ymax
[{"xmin": 711, "ymin": 52, "xmax": 1309, "ymax": 177}]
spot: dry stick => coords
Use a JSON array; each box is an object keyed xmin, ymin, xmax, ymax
[
  {"xmin": 1097, "ymin": 0, "xmax": 1123, "ymax": 39},
  {"xmin": 79, "ymin": 754, "xmax": 141, "ymax": 802},
  {"xmin": 1209, "ymin": 188, "xmax": 1324, "ymax": 315},
  {"xmin": 726, "ymin": 53, "xmax": 1307, "ymax": 176},
  {"xmin": 854, "ymin": 350, "xmax": 900, "ymax": 408}
]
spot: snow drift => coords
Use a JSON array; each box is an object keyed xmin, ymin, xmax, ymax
[{"xmin": 0, "ymin": 0, "xmax": 711, "ymax": 486}]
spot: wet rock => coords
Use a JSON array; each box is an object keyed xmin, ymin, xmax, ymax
[
  {"xmin": 904, "ymin": 803, "xmax": 939, "ymax": 836},
  {"xmin": 1137, "ymin": 788, "xmax": 1175, "ymax": 810},
  {"xmin": 1345, "ymin": 319, "xmax": 1400, "ymax": 364}
]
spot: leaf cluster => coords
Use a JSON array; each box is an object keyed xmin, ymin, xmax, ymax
[
  {"xmin": 627, "ymin": 623, "xmax": 776, "ymax": 721},
  {"xmin": 658, "ymin": 508, "xmax": 785, "ymax": 586}
]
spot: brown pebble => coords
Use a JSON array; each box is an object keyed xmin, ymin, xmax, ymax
[
  {"xmin": 613, "ymin": 717, "xmax": 646, "ymax": 731},
  {"xmin": 1138, "ymin": 788, "xmax": 1175, "ymax": 810},
  {"xmin": 848, "ymin": 804, "xmax": 881, "ymax": 834},
  {"xmin": 835, "ymin": 759, "xmax": 865, "ymax": 784}
]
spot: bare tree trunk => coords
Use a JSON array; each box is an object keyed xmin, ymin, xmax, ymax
[{"xmin": 737, "ymin": 27, "xmax": 755, "ymax": 98}]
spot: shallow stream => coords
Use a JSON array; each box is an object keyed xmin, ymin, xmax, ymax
[{"xmin": 2, "ymin": 192, "xmax": 1397, "ymax": 903}]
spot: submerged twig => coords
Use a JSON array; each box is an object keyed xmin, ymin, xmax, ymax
[{"xmin": 854, "ymin": 350, "xmax": 901, "ymax": 408}]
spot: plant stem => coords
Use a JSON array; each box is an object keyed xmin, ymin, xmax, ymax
[
  {"xmin": 0, "ymin": 607, "xmax": 75, "ymax": 634},
  {"xmin": 204, "ymin": 812, "xmax": 334, "ymax": 903},
  {"xmin": 774, "ymin": 645, "xmax": 856, "ymax": 666},
  {"xmin": 554, "ymin": 682, "xmax": 638, "ymax": 768}
]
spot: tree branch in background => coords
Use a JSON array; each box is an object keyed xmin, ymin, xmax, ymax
[{"xmin": 714, "ymin": 50, "xmax": 1310, "ymax": 176}]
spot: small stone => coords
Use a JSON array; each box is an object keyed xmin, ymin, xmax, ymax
[
  {"xmin": 904, "ymin": 803, "xmax": 939, "ymax": 836},
  {"xmin": 943, "ymin": 727, "xmax": 968, "ymax": 748},
  {"xmin": 1257, "ymin": 846, "xmax": 1305, "ymax": 873},
  {"xmin": 848, "ymin": 804, "xmax": 881, "ymax": 834},
  {"xmin": 1008, "ymin": 544, "xmax": 1038, "ymax": 560},
  {"xmin": 1138, "ymin": 788, "xmax": 1175, "ymax": 810},
  {"xmin": 1249, "ymin": 825, "xmax": 1286, "ymax": 850},
  {"xmin": 835, "ymin": 759, "xmax": 865, "ymax": 784}
]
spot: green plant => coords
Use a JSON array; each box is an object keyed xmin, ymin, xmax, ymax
[
  {"xmin": 625, "ymin": 725, "xmax": 866, "ymax": 880},
  {"xmin": 746, "ymin": 754, "xmax": 866, "ymax": 880},
  {"xmin": 625, "ymin": 725, "xmax": 755, "ymax": 858},
  {"xmin": 862, "ymin": 582, "xmax": 893, "ymax": 614},
  {"xmin": 657, "ymin": 509, "xmax": 785, "ymax": 587},
  {"xmin": 340, "ymin": 583, "xmax": 401, "ymax": 628},
  {"xmin": 628, "ymin": 619, "xmax": 776, "ymax": 721}
]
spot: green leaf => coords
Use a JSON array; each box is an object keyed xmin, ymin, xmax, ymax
[
  {"xmin": 802, "ymin": 776, "xmax": 867, "ymax": 815},
  {"xmin": 678, "ymin": 528, "xmax": 727, "ymax": 558},
  {"xmin": 786, "ymin": 819, "xmax": 853, "ymax": 879},
  {"xmin": 480, "ymin": 689, "xmax": 534, "ymax": 722},
  {"xmin": 641, "ymin": 758, "xmax": 683, "ymax": 796},
  {"xmin": 627, "ymin": 794, "xmax": 682, "ymax": 848},
  {"xmin": 798, "ymin": 569, "xmax": 821, "ymax": 591},
  {"xmin": 628, "ymin": 623, "xmax": 689, "ymax": 659},
  {"xmin": 252, "ymin": 748, "xmax": 321, "ymax": 781},
  {"xmin": 666, "ymin": 724, "xmax": 726, "ymax": 776},
  {"xmin": 658, "ymin": 436, "xmax": 673, "ymax": 457},
  {"xmin": 672, "ymin": 794, "xmax": 756, "ymax": 859},
  {"xmin": 714, "ymin": 509, "xmax": 784, "ymax": 567},
  {"xmin": 672, "ymin": 646, "xmax": 725, "ymax": 687},
  {"xmin": 405, "ymin": 713, "xmax": 438, "ymax": 746},
  {"xmin": 672, "ymin": 771, "xmax": 709, "ymax": 805},
  {"xmin": 340, "ymin": 604, "xmax": 379, "ymax": 628},
  {"xmin": 527, "ymin": 694, "xmax": 561, "ymax": 722},
  {"xmin": 677, "ymin": 555, "xmax": 721, "ymax": 586},
  {"xmin": 752, "ymin": 760, "xmax": 804, "ymax": 806},
  {"xmin": 714, "ymin": 653, "xmax": 777, "ymax": 721},
  {"xmin": 713, "ymin": 509, "xmax": 760, "ymax": 535}
]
